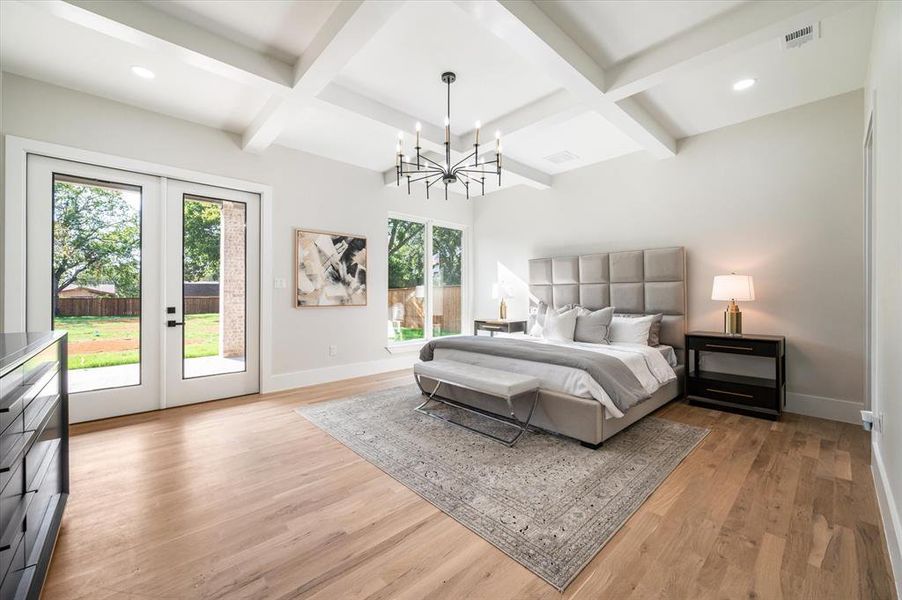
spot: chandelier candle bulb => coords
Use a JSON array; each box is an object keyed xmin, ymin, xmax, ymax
[{"xmin": 475, "ymin": 120, "xmax": 481, "ymax": 144}]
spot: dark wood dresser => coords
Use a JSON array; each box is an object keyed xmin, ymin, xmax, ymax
[
  {"xmin": 1, "ymin": 332, "xmax": 68, "ymax": 600},
  {"xmin": 685, "ymin": 331, "xmax": 785, "ymax": 420}
]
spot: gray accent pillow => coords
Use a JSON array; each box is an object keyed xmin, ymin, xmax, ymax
[
  {"xmin": 614, "ymin": 312, "xmax": 664, "ymax": 345},
  {"xmin": 573, "ymin": 306, "xmax": 614, "ymax": 344}
]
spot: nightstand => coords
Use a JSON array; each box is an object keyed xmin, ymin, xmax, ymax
[
  {"xmin": 474, "ymin": 319, "xmax": 527, "ymax": 337},
  {"xmin": 685, "ymin": 331, "xmax": 786, "ymax": 420}
]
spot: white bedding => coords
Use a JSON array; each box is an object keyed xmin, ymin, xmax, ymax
[{"xmin": 432, "ymin": 338, "xmax": 677, "ymax": 418}]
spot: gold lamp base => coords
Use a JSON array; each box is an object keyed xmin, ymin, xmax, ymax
[
  {"xmin": 724, "ymin": 301, "xmax": 742, "ymax": 335},
  {"xmin": 499, "ymin": 298, "xmax": 508, "ymax": 320}
]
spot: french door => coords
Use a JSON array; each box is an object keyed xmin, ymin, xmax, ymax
[
  {"xmin": 25, "ymin": 155, "xmax": 260, "ymax": 422},
  {"xmin": 164, "ymin": 180, "xmax": 259, "ymax": 406}
]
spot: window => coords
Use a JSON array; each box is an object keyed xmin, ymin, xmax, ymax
[
  {"xmin": 52, "ymin": 175, "xmax": 142, "ymax": 393},
  {"xmin": 388, "ymin": 216, "xmax": 466, "ymax": 344}
]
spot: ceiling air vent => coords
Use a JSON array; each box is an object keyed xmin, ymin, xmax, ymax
[
  {"xmin": 782, "ymin": 22, "xmax": 819, "ymax": 50},
  {"xmin": 543, "ymin": 150, "xmax": 580, "ymax": 165}
]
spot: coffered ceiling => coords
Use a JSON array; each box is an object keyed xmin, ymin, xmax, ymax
[{"xmin": 0, "ymin": 0, "xmax": 876, "ymax": 195}]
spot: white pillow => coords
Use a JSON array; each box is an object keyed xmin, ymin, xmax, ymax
[
  {"xmin": 542, "ymin": 308, "xmax": 578, "ymax": 342},
  {"xmin": 610, "ymin": 314, "xmax": 656, "ymax": 345}
]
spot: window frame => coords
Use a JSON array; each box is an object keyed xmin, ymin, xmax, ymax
[{"xmin": 386, "ymin": 211, "xmax": 470, "ymax": 349}]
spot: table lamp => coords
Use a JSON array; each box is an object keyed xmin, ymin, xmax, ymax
[{"xmin": 711, "ymin": 273, "xmax": 755, "ymax": 335}]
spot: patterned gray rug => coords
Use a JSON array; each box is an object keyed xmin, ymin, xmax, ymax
[{"xmin": 295, "ymin": 384, "xmax": 708, "ymax": 591}]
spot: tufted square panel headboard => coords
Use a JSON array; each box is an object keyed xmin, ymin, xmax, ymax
[{"xmin": 529, "ymin": 247, "xmax": 687, "ymax": 350}]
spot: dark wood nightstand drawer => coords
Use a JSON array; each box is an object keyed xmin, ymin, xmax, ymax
[
  {"xmin": 687, "ymin": 336, "xmax": 779, "ymax": 357},
  {"xmin": 687, "ymin": 377, "xmax": 777, "ymax": 411}
]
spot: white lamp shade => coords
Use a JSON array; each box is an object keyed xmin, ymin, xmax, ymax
[
  {"xmin": 711, "ymin": 274, "xmax": 755, "ymax": 301},
  {"xmin": 414, "ymin": 285, "xmax": 426, "ymax": 299},
  {"xmin": 491, "ymin": 282, "xmax": 511, "ymax": 299}
]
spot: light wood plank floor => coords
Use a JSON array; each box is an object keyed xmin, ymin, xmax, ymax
[{"xmin": 43, "ymin": 370, "xmax": 897, "ymax": 599}]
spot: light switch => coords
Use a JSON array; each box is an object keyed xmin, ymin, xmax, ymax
[{"xmin": 274, "ymin": 277, "xmax": 287, "ymax": 289}]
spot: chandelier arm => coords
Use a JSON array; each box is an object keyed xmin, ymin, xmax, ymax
[
  {"xmin": 471, "ymin": 157, "xmax": 500, "ymax": 168},
  {"xmin": 450, "ymin": 149, "xmax": 477, "ymax": 171},
  {"xmin": 456, "ymin": 168, "xmax": 497, "ymax": 176},
  {"xmin": 401, "ymin": 165, "xmax": 443, "ymax": 173},
  {"xmin": 407, "ymin": 173, "xmax": 443, "ymax": 184},
  {"xmin": 417, "ymin": 154, "xmax": 447, "ymax": 170},
  {"xmin": 457, "ymin": 171, "xmax": 476, "ymax": 184}
]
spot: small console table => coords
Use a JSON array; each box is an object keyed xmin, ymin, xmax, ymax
[
  {"xmin": 685, "ymin": 331, "xmax": 785, "ymax": 420},
  {"xmin": 473, "ymin": 319, "xmax": 527, "ymax": 337}
]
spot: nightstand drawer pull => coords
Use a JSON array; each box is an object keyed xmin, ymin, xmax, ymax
[
  {"xmin": 706, "ymin": 387, "xmax": 754, "ymax": 399},
  {"xmin": 480, "ymin": 325, "xmax": 501, "ymax": 330},
  {"xmin": 704, "ymin": 344, "xmax": 753, "ymax": 351}
]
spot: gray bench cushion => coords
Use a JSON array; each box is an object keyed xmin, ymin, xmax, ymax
[{"xmin": 414, "ymin": 360, "xmax": 539, "ymax": 398}]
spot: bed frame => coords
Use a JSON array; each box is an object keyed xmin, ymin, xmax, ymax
[{"xmin": 419, "ymin": 246, "xmax": 687, "ymax": 447}]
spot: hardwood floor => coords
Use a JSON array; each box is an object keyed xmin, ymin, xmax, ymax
[{"xmin": 43, "ymin": 370, "xmax": 896, "ymax": 599}]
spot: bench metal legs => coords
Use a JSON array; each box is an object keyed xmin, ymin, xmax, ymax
[{"xmin": 414, "ymin": 374, "xmax": 539, "ymax": 447}]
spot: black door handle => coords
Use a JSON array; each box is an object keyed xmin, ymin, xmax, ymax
[{"xmin": 167, "ymin": 320, "xmax": 184, "ymax": 327}]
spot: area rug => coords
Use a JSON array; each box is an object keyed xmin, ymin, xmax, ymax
[{"xmin": 295, "ymin": 384, "xmax": 708, "ymax": 590}]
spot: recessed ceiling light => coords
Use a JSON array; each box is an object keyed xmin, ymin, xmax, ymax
[
  {"xmin": 131, "ymin": 66, "xmax": 155, "ymax": 80},
  {"xmin": 732, "ymin": 78, "xmax": 756, "ymax": 91}
]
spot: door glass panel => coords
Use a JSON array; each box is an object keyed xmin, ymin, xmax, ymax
[
  {"xmin": 52, "ymin": 175, "xmax": 142, "ymax": 393},
  {"xmin": 387, "ymin": 218, "xmax": 425, "ymax": 343},
  {"xmin": 431, "ymin": 226, "xmax": 462, "ymax": 337},
  {"xmin": 183, "ymin": 196, "xmax": 246, "ymax": 379}
]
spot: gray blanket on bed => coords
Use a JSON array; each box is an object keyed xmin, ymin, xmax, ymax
[{"xmin": 419, "ymin": 336, "xmax": 649, "ymax": 412}]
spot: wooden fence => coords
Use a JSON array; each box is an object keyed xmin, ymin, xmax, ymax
[
  {"xmin": 56, "ymin": 296, "xmax": 219, "ymax": 317},
  {"xmin": 388, "ymin": 286, "xmax": 461, "ymax": 333}
]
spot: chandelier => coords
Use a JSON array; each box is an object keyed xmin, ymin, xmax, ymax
[{"xmin": 395, "ymin": 72, "xmax": 502, "ymax": 200}]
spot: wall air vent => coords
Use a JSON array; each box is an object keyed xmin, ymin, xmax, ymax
[
  {"xmin": 543, "ymin": 150, "xmax": 580, "ymax": 165},
  {"xmin": 782, "ymin": 22, "xmax": 819, "ymax": 50}
]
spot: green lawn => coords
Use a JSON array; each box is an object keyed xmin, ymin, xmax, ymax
[
  {"xmin": 54, "ymin": 313, "xmax": 221, "ymax": 369},
  {"xmin": 390, "ymin": 327, "xmax": 459, "ymax": 343}
]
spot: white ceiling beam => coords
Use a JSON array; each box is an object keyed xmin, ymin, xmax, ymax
[
  {"xmin": 318, "ymin": 83, "xmax": 451, "ymax": 156},
  {"xmin": 242, "ymin": 0, "xmax": 406, "ymax": 153},
  {"xmin": 457, "ymin": 89, "xmax": 583, "ymax": 145},
  {"xmin": 38, "ymin": 0, "xmax": 293, "ymax": 93},
  {"xmin": 604, "ymin": 0, "xmax": 864, "ymax": 101},
  {"xmin": 453, "ymin": 0, "xmax": 676, "ymax": 159}
]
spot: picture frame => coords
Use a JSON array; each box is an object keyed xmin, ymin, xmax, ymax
[{"xmin": 295, "ymin": 228, "xmax": 367, "ymax": 307}]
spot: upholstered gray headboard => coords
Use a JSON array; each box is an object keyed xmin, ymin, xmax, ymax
[{"xmin": 528, "ymin": 247, "xmax": 687, "ymax": 350}]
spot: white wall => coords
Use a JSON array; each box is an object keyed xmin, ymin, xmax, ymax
[
  {"xmin": 0, "ymin": 73, "xmax": 472, "ymax": 389},
  {"xmin": 865, "ymin": 1, "xmax": 902, "ymax": 591},
  {"xmin": 473, "ymin": 90, "xmax": 865, "ymax": 423}
]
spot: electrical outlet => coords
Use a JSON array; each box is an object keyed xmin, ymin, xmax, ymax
[
  {"xmin": 274, "ymin": 277, "xmax": 287, "ymax": 289},
  {"xmin": 329, "ymin": 344, "xmax": 337, "ymax": 357}
]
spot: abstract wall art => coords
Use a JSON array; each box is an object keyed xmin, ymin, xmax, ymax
[{"xmin": 295, "ymin": 229, "xmax": 367, "ymax": 307}]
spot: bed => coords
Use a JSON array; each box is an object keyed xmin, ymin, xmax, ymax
[{"xmin": 417, "ymin": 246, "xmax": 687, "ymax": 447}]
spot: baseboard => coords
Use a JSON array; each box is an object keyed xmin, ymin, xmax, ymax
[
  {"xmin": 784, "ymin": 391, "xmax": 863, "ymax": 424},
  {"xmin": 265, "ymin": 354, "xmax": 417, "ymax": 393},
  {"xmin": 872, "ymin": 437, "xmax": 902, "ymax": 596}
]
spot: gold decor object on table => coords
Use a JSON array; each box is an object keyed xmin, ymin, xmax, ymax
[
  {"xmin": 711, "ymin": 273, "xmax": 755, "ymax": 335},
  {"xmin": 491, "ymin": 282, "xmax": 511, "ymax": 320}
]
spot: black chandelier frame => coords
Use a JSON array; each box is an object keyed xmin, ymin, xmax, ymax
[{"xmin": 395, "ymin": 72, "xmax": 502, "ymax": 200}]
